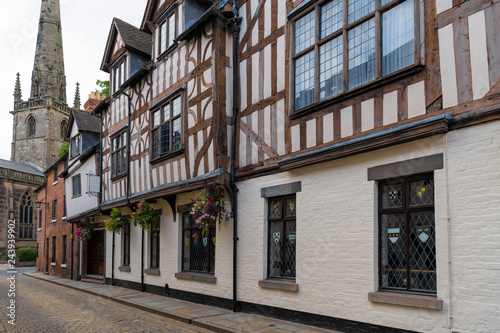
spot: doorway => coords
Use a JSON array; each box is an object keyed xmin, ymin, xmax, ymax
[{"xmin": 87, "ymin": 230, "xmax": 104, "ymax": 276}]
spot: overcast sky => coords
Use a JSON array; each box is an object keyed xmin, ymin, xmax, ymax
[{"xmin": 0, "ymin": 0, "xmax": 147, "ymax": 161}]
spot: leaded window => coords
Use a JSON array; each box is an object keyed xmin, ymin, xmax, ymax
[
  {"xmin": 19, "ymin": 193, "xmax": 34, "ymax": 239},
  {"xmin": 60, "ymin": 120, "xmax": 68, "ymax": 139},
  {"xmin": 268, "ymin": 196, "xmax": 296, "ymax": 279},
  {"xmin": 150, "ymin": 223, "xmax": 160, "ymax": 269},
  {"xmin": 52, "ymin": 236, "xmax": 56, "ymax": 263},
  {"xmin": 111, "ymin": 131, "xmax": 127, "ymax": 178},
  {"xmin": 72, "ymin": 174, "xmax": 81, "ymax": 197},
  {"xmin": 70, "ymin": 135, "xmax": 81, "ymax": 158},
  {"xmin": 113, "ymin": 59, "xmax": 126, "ymax": 94},
  {"xmin": 123, "ymin": 223, "xmax": 130, "ymax": 266},
  {"xmin": 159, "ymin": 12, "xmax": 176, "ymax": 56},
  {"xmin": 151, "ymin": 95, "xmax": 182, "ymax": 160},
  {"xmin": 293, "ymin": 0, "xmax": 415, "ymax": 111},
  {"xmin": 28, "ymin": 116, "xmax": 36, "ymax": 138},
  {"xmin": 379, "ymin": 174, "xmax": 436, "ymax": 293},
  {"xmin": 182, "ymin": 212, "xmax": 215, "ymax": 273}
]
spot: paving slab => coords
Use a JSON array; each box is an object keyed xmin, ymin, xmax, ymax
[{"xmin": 23, "ymin": 271, "xmax": 343, "ymax": 333}]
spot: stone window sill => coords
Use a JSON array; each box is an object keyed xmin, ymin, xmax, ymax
[
  {"xmin": 175, "ymin": 272, "xmax": 216, "ymax": 283},
  {"xmin": 51, "ymin": 262, "xmax": 56, "ymax": 266},
  {"xmin": 258, "ymin": 279, "xmax": 298, "ymax": 292},
  {"xmin": 145, "ymin": 268, "xmax": 160, "ymax": 275},
  {"xmin": 61, "ymin": 264, "xmax": 67, "ymax": 268},
  {"xmin": 118, "ymin": 265, "xmax": 131, "ymax": 272},
  {"xmin": 62, "ymin": 216, "xmax": 67, "ymax": 220},
  {"xmin": 53, "ymin": 181, "xmax": 58, "ymax": 186},
  {"xmin": 368, "ymin": 292, "xmax": 443, "ymax": 310},
  {"xmin": 51, "ymin": 220, "xmax": 57, "ymax": 223}
]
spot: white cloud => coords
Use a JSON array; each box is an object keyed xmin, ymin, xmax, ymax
[{"xmin": 0, "ymin": 0, "xmax": 146, "ymax": 160}]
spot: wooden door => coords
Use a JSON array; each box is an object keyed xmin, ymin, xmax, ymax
[{"xmin": 87, "ymin": 230, "xmax": 104, "ymax": 275}]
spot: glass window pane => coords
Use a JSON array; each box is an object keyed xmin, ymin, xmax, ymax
[
  {"xmin": 320, "ymin": 35, "xmax": 344, "ymax": 100},
  {"xmin": 284, "ymin": 221, "xmax": 296, "ymax": 278},
  {"xmin": 321, "ymin": 0, "xmax": 343, "ymax": 39},
  {"xmin": 182, "ymin": 230, "xmax": 190, "ymax": 271},
  {"xmin": 172, "ymin": 97, "xmax": 181, "ymax": 117},
  {"xmin": 163, "ymin": 105, "xmax": 171, "ymax": 121},
  {"xmin": 172, "ymin": 118, "xmax": 181, "ymax": 151},
  {"xmin": 160, "ymin": 21, "xmax": 167, "ymax": 54},
  {"xmin": 153, "ymin": 111, "xmax": 160, "ymax": 128},
  {"xmin": 190, "ymin": 229, "xmax": 200, "ymax": 271},
  {"xmin": 348, "ymin": 0, "xmax": 375, "ymax": 24},
  {"xmin": 168, "ymin": 14, "xmax": 176, "ymax": 47},
  {"xmin": 268, "ymin": 221, "xmax": 283, "ymax": 277},
  {"xmin": 348, "ymin": 18, "xmax": 376, "ymax": 89},
  {"xmin": 409, "ymin": 178, "xmax": 434, "ymax": 206},
  {"xmin": 295, "ymin": 50, "xmax": 315, "ymax": 110},
  {"xmin": 409, "ymin": 211, "xmax": 436, "ymax": 291},
  {"xmin": 381, "ymin": 183, "xmax": 403, "ymax": 208},
  {"xmin": 382, "ymin": 0, "xmax": 414, "ymax": 76},
  {"xmin": 295, "ymin": 10, "xmax": 316, "ymax": 53},
  {"xmin": 152, "ymin": 129, "xmax": 159, "ymax": 159},
  {"xmin": 380, "ymin": 214, "xmax": 407, "ymax": 289},
  {"xmin": 269, "ymin": 199, "xmax": 282, "ymax": 219},
  {"xmin": 285, "ymin": 198, "xmax": 296, "ymax": 217},
  {"xmin": 381, "ymin": 0, "xmax": 392, "ymax": 5},
  {"xmin": 160, "ymin": 123, "xmax": 170, "ymax": 155}
]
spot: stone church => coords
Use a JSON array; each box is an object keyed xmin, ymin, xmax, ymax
[{"xmin": 1, "ymin": 0, "xmax": 71, "ymax": 260}]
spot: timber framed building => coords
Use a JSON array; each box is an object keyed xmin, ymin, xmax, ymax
[{"xmin": 87, "ymin": 0, "xmax": 500, "ymax": 332}]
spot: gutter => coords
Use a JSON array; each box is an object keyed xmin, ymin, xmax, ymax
[{"xmin": 227, "ymin": 1, "xmax": 241, "ymax": 313}]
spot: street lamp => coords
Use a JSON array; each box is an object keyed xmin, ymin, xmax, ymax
[{"xmin": 35, "ymin": 201, "xmax": 49, "ymax": 209}]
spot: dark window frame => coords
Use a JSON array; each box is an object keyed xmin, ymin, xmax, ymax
[
  {"xmin": 290, "ymin": 0, "xmax": 421, "ymax": 112},
  {"xmin": 62, "ymin": 235, "xmax": 67, "ymax": 265},
  {"xmin": 111, "ymin": 130, "xmax": 128, "ymax": 179},
  {"xmin": 378, "ymin": 173, "xmax": 436, "ymax": 295},
  {"xmin": 150, "ymin": 224, "xmax": 160, "ymax": 269},
  {"xmin": 72, "ymin": 174, "xmax": 82, "ymax": 197},
  {"xmin": 267, "ymin": 195, "xmax": 297, "ymax": 280},
  {"xmin": 38, "ymin": 209, "xmax": 42, "ymax": 229},
  {"xmin": 51, "ymin": 200, "xmax": 57, "ymax": 221},
  {"xmin": 112, "ymin": 57, "xmax": 127, "ymax": 95},
  {"xmin": 53, "ymin": 166, "xmax": 58, "ymax": 183},
  {"xmin": 123, "ymin": 223, "xmax": 131, "ymax": 267},
  {"xmin": 150, "ymin": 93, "xmax": 184, "ymax": 162},
  {"xmin": 70, "ymin": 134, "xmax": 81, "ymax": 158},
  {"xmin": 181, "ymin": 212, "xmax": 215, "ymax": 274},
  {"xmin": 52, "ymin": 236, "xmax": 56, "ymax": 263},
  {"xmin": 27, "ymin": 116, "xmax": 36, "ymax": 138},
  {"xmin": 157, "ymin": 8, "xmax": 178, "ymax": 58}
]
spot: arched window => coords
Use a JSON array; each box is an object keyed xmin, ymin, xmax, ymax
[
  {"xmin": 60, "ymin": 119, "xmax": 68, "ymax": 139},
  {"xmin": 28, "ymin": 116, "xmax": 36, "ymax": 138},
  {"xmin": 19, "ymin": 192, "xmax": 34, "ymax": 239}
]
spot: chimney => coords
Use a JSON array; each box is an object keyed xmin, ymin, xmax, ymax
[{"xmin": 84, "ymin": 91, "xmax": 106, "ymax": 112}]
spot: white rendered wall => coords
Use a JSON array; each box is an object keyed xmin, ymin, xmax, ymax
[{"xmin": 65, "ymin": 155, "xmax": 99, "ymax": 219}]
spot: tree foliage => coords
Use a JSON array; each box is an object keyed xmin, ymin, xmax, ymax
[
  {"xmin": 58, "ymin": 141, "xmax": 69, "ymax": 158},
  {"xmin": 96, "ymin": 79, "xmax": 110, "ymax": 97}
]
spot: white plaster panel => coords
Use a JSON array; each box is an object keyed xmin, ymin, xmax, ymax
[
  {"xmin": 203, "ymin": 98, "xmax": 213, "ymax": 120},
  {"xmin": 180, "ymin": 159, "xmax": 186, "ymax": 181},
  {"xmin": 341, "ymin": 106, "xmax": 353, "ymax": 138},
  {"xmin": 291, "ymin": 125, "xmax": 300, "ymax": 152},
  {"xmin": 278, "ymin": 0, "xmax": 286, "ymax": 28},
  {"xmin": 407, "ymin": 81, "xmax": 426, "ymax": 119},
  {"xmin": 264, "ymin": 106, "xmax": 271, "ymax": 146},
  {"xmin": 239, "ymin": 3, "xmax": 247, "ymax": 43},
  {"xmin": 239, "ymin": 131, "xmax": 247, "ymax": 167},
  {"xmin": 306, "ymin": 119, "xmax": 316, "ymax": 148},
  {"xmin": 277, "ymin": 99, "xmax": 285, "ymax": 155},
  {"xmin": 252, "ymin": 141, "xmax": 259, "ymax": 165},
  {"xmin": 361, "ymin": 98, "xmax": 375, "ymax": 132},
  {"xmin": 383, "ymin": 91, "xmax": 398, "ymax": 126},
  {"xmin": 240, "ymin": 59, "xmax": 248, "ymax": 110},
  {"xmin": 189, "ymin": 135, "xmax": 195, "ymax": 177},
  {"xmin": 277, "ymin": 36, "xmax": 285, "ymax": 92},
  {"xmin": 166, "ymin": 163, "xmax": 171, "ymax": 183},
  {"xmin": 468, "ymin": 11, "xmax": 490, "ymax": 100},
  {"xmin": 264, "ymin": 45, "xmax": 272, "ymax": 99},
  {"xmin": 252, "ymin": 52, "xmax": 260, "ymax": 104},
  {"xmin": 173, "ymin": 160, "xmax": 179, "ymax": 182},
  {"xmin": 323, "ymin": 113, "xmax": 334, "ymax": 143},
  {"xmin": 436, "ymin": 0, "xmax": 452, "ymax": 15},
  {"xmin": 438, "ymin": 24, "xmax": 459, "ymax": 108},
  {"xmin": 264, "ymin": 0, "xmax": 271, "ymax": 38},
  {"xmin": 159, "ymin": 165, "xmax": 165, "ymax": 185}
]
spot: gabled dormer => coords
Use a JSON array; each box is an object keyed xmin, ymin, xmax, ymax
[
  {"xmin": 101, "ymin": 18, "xmax": 152, "ymax": 95},
  {"xmin": 65, "ymin": 110, "xmax": 101, "ymax": 160}
]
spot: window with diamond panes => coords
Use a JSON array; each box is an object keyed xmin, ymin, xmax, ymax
[
  {"xmin": 182, "ymin": 212, "xmax": 215, "ymax": 274},
  {"xmin": 379, "ymin": 174, "xmax": 436, "ymax": 293},
  {"xmin": 150, "ymin": 223, "xmax": 160, "ymax": 269},
  {"xmin": 268, "ymin": 196, "xmax": 296, "ymax": 279},
  {"xmin": 293, "ymin": 0, "xmax": 415, "ymax": 111},
  {"xmin": 151, "ymin": 95, "xmax": 182, "ymax": 160}
]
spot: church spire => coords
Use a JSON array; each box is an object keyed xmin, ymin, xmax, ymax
[
  {"xmin": 30, "ymin": 0, "xmax": 66, "ymax": 104},
  {"xmin": 14, "ymin": 73, "xmax": 22, "ymax": 102},
  {"xmin": 73, "ymin": 82, "xmax": 81, "ymax": 109}
]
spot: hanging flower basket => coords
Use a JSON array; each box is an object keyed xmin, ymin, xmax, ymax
[
  {"xmin": 75, "ymin": 220, "xmax": 94, "ymax": 242},
  {"xmin": 130, "ymin": 200, "xmax": 160, "ymax": 231},
  {"xmin": 103, "ymin": 208, "xmax": 128, "ymax": 233},
  {"xmin": 191, "ymin": 185, "xmax": 232, "ymax": 237}
]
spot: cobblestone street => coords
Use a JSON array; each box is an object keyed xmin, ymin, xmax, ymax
[{"xmin": 0, "ymin": 266, "xmax": 212, "ymax": 333}]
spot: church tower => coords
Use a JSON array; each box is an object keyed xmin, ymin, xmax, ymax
[{"xmin": 10, "ymin": 0, "xmax": 70, "ymax": 171}]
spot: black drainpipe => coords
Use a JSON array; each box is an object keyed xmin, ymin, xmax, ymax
[
  {"xmin": 71, "ymin": 222, "xmax": 74, "ymax": 280},
  {"xmin": 111, "ymin": 232, "xmax": 115, "ymax": 286},
  {"xmin": 141, "ymin": 229, "xmax": 145, "ymax": 292},
  {"xmin": 120, "ymin": 90, "xmax": 132, "ymax": 208},
  {"xmin": 228, "ymin": 2, "xmax": 241, "ymax": 313}
]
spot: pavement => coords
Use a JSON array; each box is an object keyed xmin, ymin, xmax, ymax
[{"xmin": 23, "ymin": 271, "xmax": 340, "ymax": 333}]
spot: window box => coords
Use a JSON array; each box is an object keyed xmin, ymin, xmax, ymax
[
  {"xmin": 368, "ymin": 292, "xmax": 442, "ymax": 310},
  {"xmin": 175, "ymin": 272, "xmax": 216, "ymax": 284},
  {"xmin": 258, "ymin": 279, "xmax": 298, "ymax": 292}
]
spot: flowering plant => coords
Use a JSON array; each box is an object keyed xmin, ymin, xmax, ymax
[
  {"xmin": 104, "ymin": 208, "xmax": 127, "ymax": 233},
  {"xmin": 75, "ymin": 220, "xmax": 94, "ymax": 242},
  {"xmin": 130, "ymin": 200, "xmax": 159, "ymax": 231},
  {"xmin": 191, "ymin": 185, "xmax": 231, "ymax": 236}
]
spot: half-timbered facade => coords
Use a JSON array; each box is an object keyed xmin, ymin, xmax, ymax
[{"xmin": 96, "ymin": 0, "xmax": 500, "ymax": 332}]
